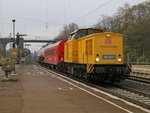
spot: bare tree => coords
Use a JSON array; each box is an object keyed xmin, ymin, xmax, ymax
[{"xmin": 54, "ymin": 23, "xmax": 79, "ymax": 41}]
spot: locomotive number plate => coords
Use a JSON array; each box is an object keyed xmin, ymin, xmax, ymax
[{"xmin": 102, "ymin": 55, "xmax": 115, "ymax": 60}]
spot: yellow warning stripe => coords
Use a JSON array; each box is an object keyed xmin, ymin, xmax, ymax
[
  {"xmin": 90, "ymin": 67, "xmax": 94, "ymax": 73},
  {"xmin": 87, "ymin": 64, "xmax": 94, "ymax": 73},
  {"xmin": 127, "ymin": 64, "xmax": 132, "ymax": 72},
  {"xmin": 87, "ymin": 64, "xmax": 90, "ymax": 73},
  {"xmin": 89, "ymin": 64, "xmax": 93, "ymax": 70},
  {"xmin": 88, "ymin": 64, "xmax": 91, "ymax": 73}
]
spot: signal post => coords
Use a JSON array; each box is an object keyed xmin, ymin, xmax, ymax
[{"xmin": 16, "ymin": 33, "xmax": 27, "ymax": 64}]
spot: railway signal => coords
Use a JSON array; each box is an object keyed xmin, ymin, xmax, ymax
[{"xmin": 12, "ymin": 48, "xmax": 17, "ymax": 56}]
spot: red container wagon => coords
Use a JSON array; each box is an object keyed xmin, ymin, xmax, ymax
[{"xmin": 44, "ymin": 39, "xmax": 67, "ymax": 67}]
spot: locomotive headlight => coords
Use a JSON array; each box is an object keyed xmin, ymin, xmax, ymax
[
  {"xmin": 106, "ymin": 34, "xmax": 111, "ymax": 38},
  {"xmin": 118, "ymin": 58, "xmax": 122, "ymax": 62},
  {"xmin": 96, "ymin": 58, "xmax": 100, "ymax": 62}
]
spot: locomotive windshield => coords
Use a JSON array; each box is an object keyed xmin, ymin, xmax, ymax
[
  {"xmin": 69, "ymin": 28, "xmax": 103, "ymax": 40},
  {"xmin": 68, "ymin": 33, "xmax": 75, "ymax": 40},
  {"xmin": 75, "ymin": 30, "xmax": 87, "ymax": 39},
  {"xmin": 75, "ymin": 28, "xmax": 103, "ymax": 39}
]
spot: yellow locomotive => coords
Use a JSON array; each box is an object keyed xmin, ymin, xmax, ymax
[{"xmin": 64, "ymin": 28, "xmax": 131, "ymax": 83}]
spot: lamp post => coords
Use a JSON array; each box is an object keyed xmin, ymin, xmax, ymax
[
  {"xmin": 12, "ymin": 19, "xmax": 16, "ymax": 47},
  {"xmin": 11, "ymin": 19, "xmax": 16, "ymax": 74}
]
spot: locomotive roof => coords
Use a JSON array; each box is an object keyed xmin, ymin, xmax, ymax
[
  {"xmin": 70, "ymin": 28, "xmax": 103, "ymax": 34},
  {"xmin": 44, "ymin": 40, "xmax": 62, "ymax": 49}
]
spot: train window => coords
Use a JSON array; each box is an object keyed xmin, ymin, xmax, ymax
[
  {"xmin": 87, "ymin": 28, "xmax": 102, "ymax": 34},
  {"xmin": 69, "ymin": 33, "xmax": 75, "ymax": 40},
  {"xmin": 75, "ymin": 30, "xmax": 87, "ymax": 39},
  {"xmin": 87, "ymin": 28, "xmax": 93, "ymax": 35},
  {"xmin": 46, "ymin": 49, "xmax": 55, "ymax": 56}
]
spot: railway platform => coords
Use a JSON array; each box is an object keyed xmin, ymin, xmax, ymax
[{"xmin": 0, "ymin": 64, "xmax": 149, "ymax": 113}]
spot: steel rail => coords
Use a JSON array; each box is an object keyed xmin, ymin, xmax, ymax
[{"xmin": 127, "ymin": 75, "xmax": 150, "ymax": 84}]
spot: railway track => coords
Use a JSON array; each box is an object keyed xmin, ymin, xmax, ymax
[
  {"xmin": 106, "ymin": 85, "xmax": 150, "ymax": 110},
  {"xmin": 90, "ymin": 82, "xmax": 150, "ymax": 110},
  {"xmin": 127, "ymin": 75, "xmax": 150, "ymax": 84},
  {"xmin": 38, "ymin": 64, "xmax": 150, "ymax": 110}
]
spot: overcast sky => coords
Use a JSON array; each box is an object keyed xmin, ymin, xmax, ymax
[{"xmin": 0, "ymin": 0, "xmax": 147, "ymax": 51}]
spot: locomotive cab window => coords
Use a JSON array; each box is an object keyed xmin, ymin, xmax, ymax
[
  {"xmin": 74, "ymin": 29, "xmax": 102, "ymax": 40},
  {"xmin": 75, "ymin": 30, "xmax": 87, "ymax": 39}
]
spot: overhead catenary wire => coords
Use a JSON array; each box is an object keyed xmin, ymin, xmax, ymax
[
  {"xmin": 74, "ymin": 0, "xmax": 113, "ymax": 23},
  {"xmin": 0, "ymin": 12, "xmax": 64, "ymax": 39},
  {"xmin": 45, "ymin": 0, "xmax": 49, "ymax": 38},
  {"xmin": 0, "ymin": 12, "xmax": 64, "ymax": 26},
  {"xmin": 0, "ymin": 0, "xmax": 114, "ymax": 39},
  {"xmin": 64, "ymin": 0, "xmax": 66, "ymax": 25},
  {"xmin": 53, "ymin": 0, "xmax": 74, "ymax": 23},
  {"xmin": 51, "ymin": 0, "xmax": 114, "ymax": 37},
  {"xmin": 52, "ymin": 0, "xmax": 114, "ymax": 37}
]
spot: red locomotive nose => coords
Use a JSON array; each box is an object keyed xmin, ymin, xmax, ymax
[{"xmin": 44, "ymin": 39, "xmax": 67, "ymax": 64}]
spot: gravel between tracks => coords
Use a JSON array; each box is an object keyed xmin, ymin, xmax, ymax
[{"xmin": 118, "ymin": 80, "xmax": 150, "ymax": 95}]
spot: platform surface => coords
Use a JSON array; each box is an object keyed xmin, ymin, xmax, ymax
[{"xmin": 0, "ymin": 64, "xmax": 149, "ymax": 113}]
